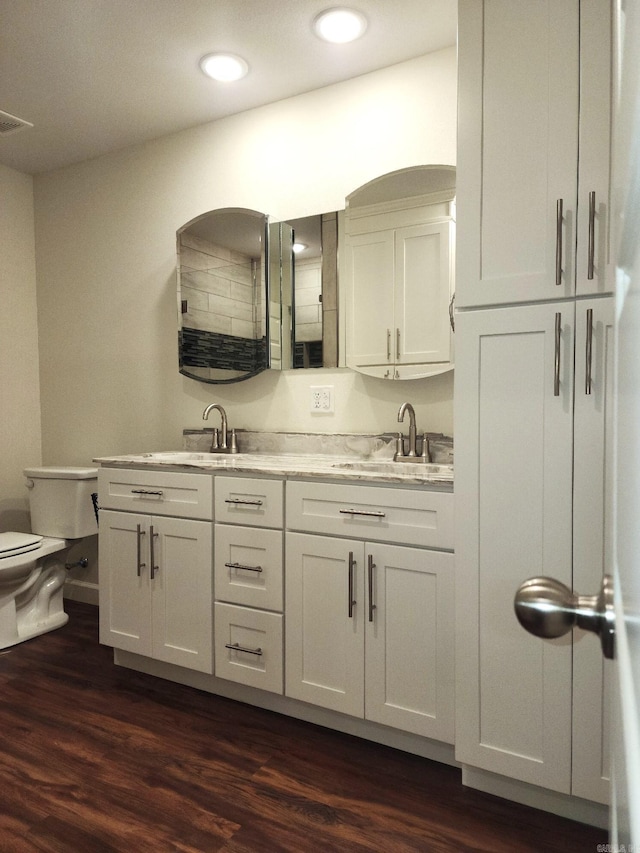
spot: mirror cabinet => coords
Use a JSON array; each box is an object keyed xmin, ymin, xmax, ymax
[
  {"xmin": 176, "ymin": 165, "xmax": 455, "ymax": 384},
  {"xmin": 177, "ymin": 208, "xmax": 269, "ymax": 384}
]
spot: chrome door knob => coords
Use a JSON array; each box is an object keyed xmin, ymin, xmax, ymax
[{"xmin": 514, "ymin": 574, "xmax": 615, "ymax": 660}]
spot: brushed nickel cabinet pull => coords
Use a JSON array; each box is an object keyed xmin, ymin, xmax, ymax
[
  {"xmin": 554, "ymin": 312, "xmax": 562, "ymax": 397},
  {"xmin": 225, "ymin": 561, "xmax": 263, "ymax": 574},
  {"xmin": 367, "ymin": 554, "xmax": 377, "ymax": 623},
  {"xmin": 149, "ymin": 525, "xmax": 159, "ymax": 580},
  {"xmin": 224, "ymin": 642, "xmax": 263, "ymax": 657},
  {"xmin": 339, "ymin": 508, "xmax": 386, "ymax": 518},
  {"xmin": 136, "ymin": 524, "xmax": 146, "ymax": 577},
  {"xmin": 588, "ymin": 191, "xmax": 596, "ymax": 280},
  {"xmin": 396, "ymin": 328, "xmax": 401, "ymax": 360},
  {"xmin": 556, "ymin": 199, "xmax": 563, "ymax": 286},
  {"xmin": 224, "ymin": 498, "xmax": 264, "ymax": 507},
  {"xmin": 131, "ymin": 489, "xmax": 164, "ymax": 497},
  {"xmin": 449, "ymin": 293, "xmax": 455, "ymax": 331},
  {"xmin": 387, "ymin": 329, "xmax": 391, "ymax": 361},
  {"xmin": 348, "ymin": 551, "xmax": 356, "ymax": 618},
  {"xmin": 585, "ymin": 308, "xmax": 594, "ymax": 396}
]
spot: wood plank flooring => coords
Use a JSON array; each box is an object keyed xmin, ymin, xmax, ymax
[{"xmin": 0, "ymin": 601, "xmax": 607, "ymax": 852}]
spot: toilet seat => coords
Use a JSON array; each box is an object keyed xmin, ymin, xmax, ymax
[{"xmin": 0, "ymin": 532, "xmax": 44, "ymax": 560}]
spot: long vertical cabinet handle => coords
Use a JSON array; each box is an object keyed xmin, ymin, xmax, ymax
[
  {"xmin": 149, "ymin": 525, "xmax": 159, "ymax": 580},
  {"xmin": 367, "ymin": 554, "xmax": 377, "ymax": 622},
  {"xmin": 587, "ymin": 191, "xmax": 596, "ymax": 280},
  {"xmin": 386, "ymin": 329, "xmax": 391, "ymax": 361},
  {"xmin": 396, "ymin": 329, "xmax": 401, "ymax": 361},
  {"xmin": 554, "ymin": 312, "xmax": 562, "ymax": 397},
  {"xmin": 348, "ymin": 551, "xmax": 356, "ymax": 618},
  {"xmin": 585, "ymin": 308, "xmax": 594, "ymax": 395},
  {"xmin": 556, "ymin": 199, "xmax": 564, "ymax": 286},
  {"xmin": 136, "ymin": 524, "xmax": 146, "ymax": 576}
]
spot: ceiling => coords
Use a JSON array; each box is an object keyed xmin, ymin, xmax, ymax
[{"xmin": 0, "ymin": 0, "xmax": 457, "ymax": 176}]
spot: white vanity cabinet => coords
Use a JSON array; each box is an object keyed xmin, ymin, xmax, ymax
[
  {"xmin": 285, "ymin": 480, "xmax": 455, "ymax": 742},
  {"xmin": 455, "ymin": 0, "xmax": 615, "ymax": 808},
  {"xmin": 456, "ymin": 0, "xmax": 614, "ymax": 307},
  {"xmin": 344, "ymin": 197, "xmax": 455, "ymax": 379},
  {"xmin": 455, "ymin": 297, "xmax": 614, "ymax": 799},
  {"xmin": 213, "ymin": 476, "xmax": 284, "ymax": 694},
  {"xmin": 98, "ymin": 469, "xmax": 213, "ymax": 673}
]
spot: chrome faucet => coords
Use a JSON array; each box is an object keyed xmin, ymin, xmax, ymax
[
  {"xmin": 397, "ymin": 402, "xmax": 418, "ymax": 457},
  {"xmin": 202, "ymin": 404, "xmax": 237, "ymax": 453},
  {"xmin": 395, "ymin": 402, "xmax": 431, "ymax": 463}
]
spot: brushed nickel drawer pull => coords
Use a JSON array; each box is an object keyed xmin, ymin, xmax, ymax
[
  {"xmin": 348, "ymin": 551, "xmax": 356, "ymax": 618},
  {"xmin": 587, "ymin": 191, "xmax": 596, "ymax": 280},
  {"xmin": 556, "ymin": 199, "xmax": 563, "ymax": 286},
  {"xmin": 339, "ymin": 508, "xmax": 386, "ymax": 518},
  {"xmin": 131, "ymin": 489, "xmax": 164, "ymax": 497},
  {"xmin": 136, "ymin": 524, "xmax": 146, "ymax": 577},
  {"xmin": 585, "ymin": 308, "xmax": 594, "ymax": 396},
  {"xmin": 368, "ymin": 554, "xmax": 377, "ymax": 623},
  {"xmin": 149, "ymin": 525, "xmax": 159, "ymax": 580},
  {"xmin": 225, "ymin": 498, "xmax": 264, "ymax": 507},
  {"xmin": 224, "ymin": 642, "xmax": 263, "ymax": 656},
  {"xmin": 554, "ymin": 312, "xmax": 562, "ymax": 397},
  {"xmin": 225, "ymin": 561, "xmax": 263, "ymax": 574}
]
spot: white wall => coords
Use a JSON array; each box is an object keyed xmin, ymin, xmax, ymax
[
  {"xmin": 34, "ymin": 50, "xmax": 456, "ymax": 467},
  {"xmin": 0, "ymin": 164, "xmax": 42, "ymax": 532}
]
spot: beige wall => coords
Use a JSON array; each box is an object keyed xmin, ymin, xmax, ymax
[
  {"xmin": 0, "ymin": 164, "xmax": 42, "ymax": 533},
  {"xmin": 34, "ymin": 50, "xmax": 457, "ymax": 467}
]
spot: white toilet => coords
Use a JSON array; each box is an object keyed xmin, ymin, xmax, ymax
[{"xmin": 0, "ymin": 466, "xmax": 98, "ymax": 649}]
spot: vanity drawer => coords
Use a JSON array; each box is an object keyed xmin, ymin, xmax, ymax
[
  {"xmin": 98, "ymin": 468, "xmax": 213, "ymax": 520},
  {"xmin": 214, "ymin": 525, "xmax": 283, "ymax": 611},
  {"xmin": 214, "ymin": 603, "xmax": 283, "ymax": 694},
  {"xmin": 214, "ymin": 477, "xmax": 283, "ymax": 528},
  {"xmin": 286, "ymin": 480, "xmax": 454, "ymax": 550}
]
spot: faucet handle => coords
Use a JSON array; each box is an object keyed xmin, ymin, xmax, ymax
[
  {"xmin": 210, "ymin": 428, "xmax": 219, "ymax": 451},
  {"xmin": 393, "ymin": 432, "xmax": 405, "ymax": 460},
  {"xmin": 229, "ymin": 428, "xmax": 238, "ymax": 454},
  {"xmin": 421, "ymin": 433, "xmax": 431, "ymax": 462}
]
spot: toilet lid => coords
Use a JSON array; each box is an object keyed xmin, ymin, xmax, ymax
[{"xmin": 0, "ymin": 532, "xmax": 43, "ymax": 559}]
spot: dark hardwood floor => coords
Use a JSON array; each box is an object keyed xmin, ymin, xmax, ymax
[{"xmin": 0, "ymin": 601, "xmax": 606, "ymax": 852}]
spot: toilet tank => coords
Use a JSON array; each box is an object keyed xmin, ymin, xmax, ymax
[{"xmin": 24, "ymin": 467, "xmax": 98, "ymax": 539}]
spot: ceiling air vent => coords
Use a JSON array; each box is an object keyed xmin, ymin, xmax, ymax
[{"xmin": 0, "ymin": 110, "xmax": 33, "ymax": 136}]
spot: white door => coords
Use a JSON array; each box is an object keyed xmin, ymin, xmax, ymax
[{"xmin": 610, "ymin": 0, "xmax": 640, "ymax": 843}]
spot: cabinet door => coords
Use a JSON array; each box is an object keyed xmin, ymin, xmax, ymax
[
  {"xmin": 457, "ymin": 0, "xmax": 579, "ymax": 306},
  {"xmin": 365, "ymin": 543, "xmax": 455, "ymax": 742},
  {"xmin": 345, "ymin": 229, "xmax": 394, "ymax": 371},
  {"xmin": 576, "ymin": 0, "xmax": 615, "ymax": 297},
  {"xmin": 572, "ymin": 296, "xmax": 615, "ymax": 802},
  {"xmin": 395, "ymin": 221, "xmax": 452, "ymax": 365},
  {"xmin": 98, "ymin": 510, "xmax": 152, "ymax": 656},
  {"xmin": 285, "ymin": 533, "xmax": 364, "ymax": 716},
  {"xmin": 454, "ymin": 303, "xmax": 574, "ymax": 792},
  {"xmin": 150, "ymin": 516, "xmax": 213, "ymax": 673}
]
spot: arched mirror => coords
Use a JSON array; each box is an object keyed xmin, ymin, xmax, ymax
[
  {"xmin": 343, "ymin": 165, "xmax": 456, "ymax": 380},
  {"xmin": 177, "ymin": 208, "xmax": 270, "ymax": 384}
]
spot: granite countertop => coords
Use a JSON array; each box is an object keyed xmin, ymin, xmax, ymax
[
  {"xmin": 93, "ymin": 451, "xmax": 453, "ymax": 488},
  {"xmin": 94, "ymin": 431, "xmax": 454, "ymax": 489}
]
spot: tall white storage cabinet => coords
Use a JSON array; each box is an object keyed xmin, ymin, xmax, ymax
[{"xmin": 455, "ymin": 0, "xmax": 614, "ymax": 804}]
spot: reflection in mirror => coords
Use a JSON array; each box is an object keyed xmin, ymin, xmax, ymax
[
  {"xmin": 344, "ymin": 165, "xmax": 456, "ymax": 380},
  {"xmin": 177, "ymin": 208, "xmax": 269, "ymax": 384},
  {"xmin": 278, "ymin": 212, "xmax": 340, "ymax": 369}
]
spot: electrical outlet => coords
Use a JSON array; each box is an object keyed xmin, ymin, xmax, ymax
[{"xmin": 310, "ymin": 385, "xmax": 334, "ymax": 413}]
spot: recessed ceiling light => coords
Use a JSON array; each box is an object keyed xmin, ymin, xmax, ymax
[
  {"xmin": 293, "ymin": 242, "xmax": 308, "ymax": 254},
  {"xmin": 313, "ymin": 7, "xmax": 368, "ymax": 44},
  {"xmin": 200, "ymin": 53, "xmax": 249, "ymax": 82}
]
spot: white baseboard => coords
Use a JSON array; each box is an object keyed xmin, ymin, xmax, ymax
[
  {"xmin": 462, "ymin": 765, "xmax": 609, "ymax": 830},
  {"xmin": 63, "ymin": 579, "xmax": 99, "ymax": 606}
]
